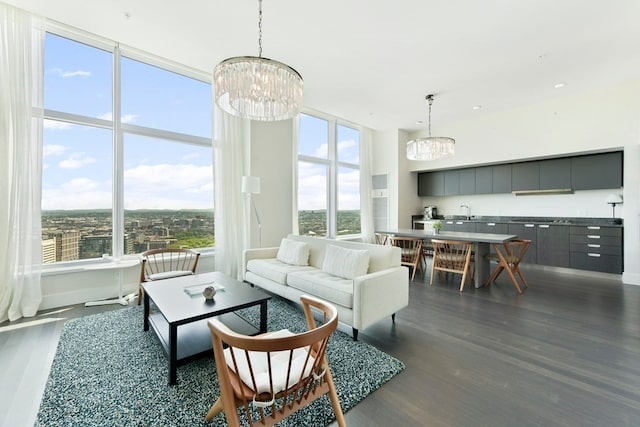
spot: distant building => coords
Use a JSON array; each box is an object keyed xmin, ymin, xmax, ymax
[
  {"xmin": 56, "ymin": 231, "xmax": 80, "ymax": 261},
  {"xmin": 42, "ymin": 238, "xmax": 56, "ymax": 263},
  {"xmin": 80, "ymin": 234, "xmax": 112, "ymax": 259}
]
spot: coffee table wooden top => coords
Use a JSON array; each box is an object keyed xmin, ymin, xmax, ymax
[{"xmin": 142, "ymin": 271, "xmax": 271, "ymax": 325}]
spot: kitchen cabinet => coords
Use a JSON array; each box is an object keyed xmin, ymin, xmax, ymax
[
  {"xmin": 508, "ymin": 223, "xmax": 537, "ymax": 264},
  {"xmin": 569, "ymin": 225, "xmax": 623, "ymax": 273},
  {"xmin": 475, "ymin": 166, "xmax": 493, "ymax": 194},
  {"xmin": 540, "ymin": 158, "xmax": 571, "ymax": 190},
  {"xmin": 453, "ymin": 221, "xmax": 477, "ymax": 232},
  {"xmin": 417, "ymin": 171, "xmax": 445, "ymax": 196},
  {"xmin": 459, "ymin": 168, "xmax": 476, "ymax": 195},
  {"xmin": 441, "ymin": 220, "xmax": 456, "ymax": 231},
  {"xmin": 536, "ymin": 224, "xmax": 570, "ymax": 267},
  {"xmin": 492, "ymin": 164, "xmax": 512, "ymax": 193},
  {"xmin": 512, "ymin": 162, "xmax": 539, "ymax": 191},
  {"xmin": 444, "ymin": 170, "xmax": 460, "ymax": 196},
  {"xmin": 476, "ymin": 222, "xmax": 509, "ymax": 255},
  {"xmin": 571, "ymin": 152, "xmax": 622, "ymax": 190}
]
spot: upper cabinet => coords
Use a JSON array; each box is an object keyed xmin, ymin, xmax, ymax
[
  {"xmin": 417, "ymin": 151, "xmax": 622, "ymax": 197},
  {"xmin": 571, "ymin": 152, "xmax": 622, "ymax": 190}
]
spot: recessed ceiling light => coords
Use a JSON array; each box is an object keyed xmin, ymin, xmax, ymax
[
  {"xmin": 472, "ymin": 105, "xmax": 482, "ymax": 110},
  {"xmin": 554, "ymin": 82, "xmax": 566, "ymax": 89},
  {"xmin": 416, "ymin": 120, "xmax": 424, "ymax": 124}
]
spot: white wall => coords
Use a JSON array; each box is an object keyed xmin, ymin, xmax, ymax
[{"xmin": 378, "ymin": 80, "xmax": 640, "ymax": 284}]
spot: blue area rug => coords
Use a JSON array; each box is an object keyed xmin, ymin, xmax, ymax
[{"xmin": 36, "ymin": 298, "xmax": 404, "ymax": 426}]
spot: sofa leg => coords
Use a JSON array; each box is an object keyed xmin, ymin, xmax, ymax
[
  {"xmin": 352, "ymin": 328, "xmax": 359, "ymax": 341},
  {"xmin": 392, "ymin": 313, "xmax": 396, "ymax": 323}
]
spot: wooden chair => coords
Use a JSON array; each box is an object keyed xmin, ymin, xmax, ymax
[
  {"xmin": 206, "ymin": 295, "xmax": 346, "ymax": 427},
  {"xmin": 137, "ymin": 248, "xmax": 200, "ymax": 305},
  {"xmin": 374, "ymin": 232, "xmax": 390, "ymax": 245},
  {"xmin": 430, "ymin": 239, "xmax": 474, "ymax": 292},
  {"xmin": 388, "ymin": 236, "xmax": 424, "ymax": 281},
  {"xmin": 484, "ymin": 239, "xmax": 531, "ymax": 294}
]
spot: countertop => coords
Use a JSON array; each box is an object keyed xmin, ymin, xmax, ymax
[{"xmin": 411, "ymin": 215, "xmax": 623, "ymax": 227}]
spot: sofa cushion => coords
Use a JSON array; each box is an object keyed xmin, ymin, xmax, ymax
[
  {"xmin": 321, "ymin": 244, "xmax": 370, "ymax": 279},
  {"xmin": 276, "ymin": 238, "xmax": 310, "ymax": 266},
  {"xmin": 247, "ymin": 259, "xmax": 313, "ymax": 285},
  {"xmin": 288, "ymin": 269, "xmax": 353, "ymax": 308}
]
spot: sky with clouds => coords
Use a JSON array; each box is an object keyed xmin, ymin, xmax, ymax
[{"xmin": 42, "ymin": 33, "xmax": 360, "ymax": 212}]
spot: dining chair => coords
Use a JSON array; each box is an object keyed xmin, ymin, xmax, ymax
[
  {"xmin": 205, "ymin": 295, "xmax": 346, "ymax": 427},
  {"xmin": 484, "ymin": 239, "xmax": 531, "ymax": 294},
  {"xmin": 388, "ymin": 236, "xmax": 425, "ymax": 281},
  {"xmin": 430, "ymin": 239, "xmax": 474, "ymax": 291},
  {"xmin": 374, "ymin": 232, "xmax": 390, "ymax": 245},
  {"xmin": 137, "ymin": 247, "xmax": 200, "ymax": 304}
]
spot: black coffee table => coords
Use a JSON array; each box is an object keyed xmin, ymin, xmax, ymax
[{"xmin": 142, "ymin": 271, "xmax": 271, "ymax": 385}]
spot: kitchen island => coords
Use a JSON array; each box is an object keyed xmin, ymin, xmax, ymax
[{"xmin": 376, "ymin": 228, "xmax": 517, "ymax": 288}]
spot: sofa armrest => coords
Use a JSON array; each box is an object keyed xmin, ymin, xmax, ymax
[
  {"xmin": 242, "ymin": 247, "xmax": 279, "ymax": 279},
  {"xmin": 352, "ymin": 266, "xmax": 409, "ymax": 331}
]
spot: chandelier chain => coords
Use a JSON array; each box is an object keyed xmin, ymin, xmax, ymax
[
  {"xmin": 258, "ymin": 0, "xmax": 263, "ymax": 57},
  {"xmin": 427, "ymin": 94, "xmax": 434, "ymax": 137}
]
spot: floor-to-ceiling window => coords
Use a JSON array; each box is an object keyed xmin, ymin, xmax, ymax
[
  {"xmin": 42, "ymin": 30, "xmax": 212, "ymax": 263},
  {"xmin": 298, "ymin": 112, "xmax": 361, "ymax": 237}
]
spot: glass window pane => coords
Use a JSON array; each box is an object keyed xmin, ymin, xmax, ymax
[
  {"xmin": 121, "ymin": 57, "xmax": 212, "ymax": 138},
  {"xmin": 298, "ymin": 161, "xmax": 327, "ymax": 237},
  {"xmin": 337, "ymin": 167, "xmax": 361, "ymax": 236},
  {"xmin": 123, "ymin": 134, "xmax": 214, "ymax": 253},
  {"xmin": 42, "ymin": 121, "xmax": 113, "ymax": 262},
  {"xmin": 337, "ymin": 124, "xmax": 360, "ymax": 164},
  {"xmin": 299, "ymin": 114, "xmax": 328, "ymax": 159},
  {"xmin": 44, "ymin": 33, "xmax": 112, "ymax": 117}
]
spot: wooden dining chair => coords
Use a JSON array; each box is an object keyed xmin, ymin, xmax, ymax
[
  {"xmin": 388, "ymin": 236, "xmax": 425, "ymax": 281},
  {"xmin": 206, "ymin": 295, "xmax": 346, "ymax": 427},
  {"xmin": 374, "ymin": 232, "xmax": 390, "ymax": 245},
  {"xmin": 137, "ymin": 248, "xmax": 200, "ymax": 304},
  {"xmin": 484, "ymin": 239, "xmax": 531, "ymax": 294},
  {"xmin": 430, "ymin": 239, "xmax": 474, "ymax": 291}
]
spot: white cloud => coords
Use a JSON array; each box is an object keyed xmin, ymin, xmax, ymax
[
  {"xmin": 42, "ymin": 178, "xmax": 111, "ymax": 210},
  {"xmin": 61, "ymin": 177, "xmax": 101, "ymax": 192},
  {"xmin": 49, "ymin": 67, "xmax": 91, "ymax": 78},
  {"xmin": 97, "ymin": 112, "xmax": 139, "ymax": 123},
  {"xmin": 44, "ymin": 119, "xmax": 73, "ymax": 130},
  {"xmin": 43, "ymin": 144, "xmax": 67, "ymax": 157},
  {"xmin": 59, "ymin": 153, "xmax": 97, "ymax": 169}
]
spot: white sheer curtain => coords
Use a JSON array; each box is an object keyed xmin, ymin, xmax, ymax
[
  {"xmin": 0, "ymin": 4, "xmax": 44, "ymax": 322},
  {"xmin": 291, "ymin": 116, "xmax": 300, "ymax": 235},
  {"xmin": 359, "ymin": 128, "xmax": 375, "ymax": 243},
  {"xmin": 213, "ymin": 105, "xmax": 250, "ymax": 280}
]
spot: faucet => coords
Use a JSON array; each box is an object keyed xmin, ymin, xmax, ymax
[{"xmin": 460, "ymin": 205, "xmax": 470, "ymax": 220}]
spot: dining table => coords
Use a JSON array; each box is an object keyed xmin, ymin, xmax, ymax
[{"xmin": 376, "ymin": 228, "xmax": 518, "ymax": 288}]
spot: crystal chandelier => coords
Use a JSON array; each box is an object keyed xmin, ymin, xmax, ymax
[
  {"xmin": 407, "ymin": 94, "xmax": 455, "ymax": 161},
  {"xmin": 214, "ymin": 0, "xmax": 303, "ymax": 121}
]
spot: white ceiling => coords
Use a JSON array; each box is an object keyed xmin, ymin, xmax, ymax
[{"xmin": 7, "ymin": 0, "xmax": 640, "ymax": 131}]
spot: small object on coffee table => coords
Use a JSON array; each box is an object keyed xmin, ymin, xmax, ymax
[{"xmin": 203, "ymin": 285, "xmax": 216, "ymax": 300}]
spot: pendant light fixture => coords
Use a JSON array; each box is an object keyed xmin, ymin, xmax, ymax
[
  {"xmin": 213, "ymin": 0, "xmax": 303, "ymax": 121},
  {"xmin": 407, "ymin": 94, "xmax": 455, "ymax": 161}
]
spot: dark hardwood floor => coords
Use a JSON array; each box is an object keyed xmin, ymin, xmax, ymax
[{"xmin": 2, "ymin": 266, "xmax": 640, "ymax": 427}]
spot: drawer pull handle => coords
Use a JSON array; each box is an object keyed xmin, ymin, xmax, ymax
[
  {"xmin": 539, "ymin": 224, "xmax": 550, "ymax": 228},
  {"xmin": 587, "ymin": 244, "xmax": 601, "ymax": 248},
  {"xmin": 587, "ymin": 226, "xmax": 601, "ymax": 230},
  {"xmin": 487, "ymin": 223, "xmax": 495, "ymax": 226},
  {"xmin": 587, "ymin": 235, "xmax": 601, "ymax": 239},
  {"xmin": 456, "ymin": 221, "xmax": 463, "ymax": 225},
  {"xmin": 525, "ymin": 224, "xmax": 535, "ymax": 228},
  {"xmin": 588, "ymin": 253, "xmax": 601, "ymax": 257}
]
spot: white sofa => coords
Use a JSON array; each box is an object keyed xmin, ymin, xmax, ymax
[{"xmin": 243, "ymin": 234, "xmax": 409, "ymax": 340}]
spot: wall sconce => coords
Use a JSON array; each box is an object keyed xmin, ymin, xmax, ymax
[{"xmin": 605, "ymin": 193, "xmax": 623, "ymax": 224}]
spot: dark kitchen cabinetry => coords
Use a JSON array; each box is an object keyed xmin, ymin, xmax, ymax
[
  {"xmin": 475, "ymin": 166, "xmax": 493, "ymax": 194},
  {"xmin": 539, "ymin": 158, "xmax": 571, "ymax": 190},
  {"xmin": 512, "ymin": 162, "xmax": 539, "ymax": 191},
  {"xmin": 444, "ymin": 170, "xmax": 460, "ymax": 196},
  {"xmin": 453, "ymin": 221, "xmax": 477, "ymax": 232},
  {"xmin": 492, "ymin": 164, "xmax": 512, "ymax": 193},
  {"xmin": 571, "ymin": 152, "xmax": 622, "ymax": 190},
  {"xmin": 536, "ymin": 224, "xmax": 570, "ymax": 268},
  {"xmin": 569, "ymin": 225, "xmax": 623, "ymax": 273},
  {"xmin": 417, "ymin": 171, "xmax": 444, "ymax": 196},
  {"xmin": 459, "ymin": 168, "xmax": 476, "ymax": 195},
  {"xmin": 508, "ymin": 223, "xmax": 537, "ymax": 264}
]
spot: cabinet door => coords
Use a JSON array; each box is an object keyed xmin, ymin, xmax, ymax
[
  {"xmin": 571, "ymin": 152, "xmax": 622, "ymax": 190},
  {"xmin": 492, "ymin": 164, "xmax": 512, "ymax": 193},
  {"xmin": 539, "ymin": 158, "xmax": 571, "ymax": 190},
  {"xmin": 454, "ymin": 221, "xmax": 477, "ymax": 232},
  {"xmin": 441, "ymin": 220, "xmax": 456, "ymax": 231},
  {"xmin": 508, "ymin": 223, "xmax": 537, "ymax": 264},
  {"xmin": 512, "ymin": 162, "xmax": 539, "ymax": 191},
  {"xmin": 444, "ymin": 170, "xmax": 460, "ymax": 196},
  {"xmin": 536, "ymin": 224, "xmax": 570, "ymax": 267},
  {"xmin": 475, "ymin": 166, "xmax": 493, "ymax": 194},
  {"xmin": 418, "ymin": 172, "xmax": 445, "ymax": 196},
  {"xmin": 459, "ymin": 168, "xmax": 476, "ymax": 195}
]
